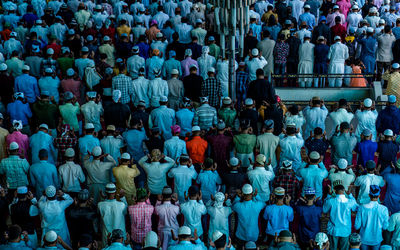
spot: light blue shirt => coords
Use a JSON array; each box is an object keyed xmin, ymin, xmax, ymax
[
  {"xmin": 30, "ymin": 160, "xmax": 59, "ymax": 198},
  {"xmin": 149, "ymin": 105, "xmax": 175, "ymax": 140},
  {"xmin": 78, "ymin": 134, "xmax": 100, "ymax": 159},
  {"xmin": 298, "ymin": 163, "xmax": 328, "ymax": 198},
  {"xmin": 7, "ymin": 100, "xmax": 32, "ymax": 126},
  {"xmin": 164, "ymin": 136, "xmax": 187, "ymax": 161},
  {"xmin": 138, "ymin": 156, "xmax": 175, "ymax": 194},
  {"xmin": 303, "ymin": 105, "xmax": 329, "ymax": 139},
  {"xmin": 355, "ymin": 201, "xmax": 389, "ymax": 246},
  {"xmin": 207, "ymin": 204, "xmax": 232, "ymax": 238},
  {"xmin": 14, "ymin": 74, "xmax": 40, "ymax": 103},
  {"xmin": 30, "ymin": 130, "xmax": 57, "ymax": 164},
  {"xmin": 279, "ymin": 134, "xmax": 304, "ymax": 170},
  {"xmin": 167, "ymin": 239, "xmax": 206, "ymax": 250},
  {"xmin": 298, "ymin": 12, "xmax": 316, "ymax": 30},
  {"xmin": 181, "ymin": 199, "xmax": 207, "ymax": 236},
  {"xmin": 145, "ymin": 56, "xmax": 165, "ymax": 80},
  {"xmin": 38, "ymin": 194, "xmax": 73, "ymax": 246},
  {"xmin": 263, "ymin": 204, "xmax": 294, "ymax": 236},
  {"xmin": 122, "ymin": 128, "xmax": 147, "ymax": 161},
  {"xmin": 38, "ymin": 76, "xmax": 60, "ymax": 103},
  {"xmin": 75, "ymin": 58, "xmax": 94, "ymax": 79},
  {"xmin": 196, "ymin": 170, "xmax": 222, "ymax": 203},
  {"xmin": 355, "ymin": 109, "xmax": 378, "ymax": 141},
  {"xmin": 162, "ymin": 58, "xmax": 182, "ymax": 79},
  {"xmin": 247, "ymin": 165, "xmax": 275, "ymax": 202},
  {"xmin": 168, "ymin": 164, "xmax": 198, "ymax": 203},
  {"xmin": 102, "ymin": 242, "xmax": 132, "ymax": 250},
  {"xmin": 100, "ymin": 135, "xmax": 125, "ymax": 163},
  {"xmin": 232, "ymin": 195, "xmax": 266, "ymax": 242},
  {"xmin": 323, "ymin": 194, "xmax": 358, "ymax": 237},
  {"xmin": 176, "ymin": 108, "xmax": 194, "ymax": 136},
  {"xmin": 0, "ymin": 242, "xmax": 32, "ymax": 250}
]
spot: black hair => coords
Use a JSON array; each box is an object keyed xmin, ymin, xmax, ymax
[{"xmin": 214, "ymin": 234, "xmax": 227, "ymax": 248}]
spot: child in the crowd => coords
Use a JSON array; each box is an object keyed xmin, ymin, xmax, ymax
[{"xmin": 350, "ymin": 59, "xmax": 367, "ymax": 87}]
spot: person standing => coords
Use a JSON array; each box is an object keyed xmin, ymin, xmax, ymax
[
  {"xmin": 257, "ymin": 30, "xmax": 275, "ymax": 81},
  {"xmin": 247, "ymin": 69, "xmax": 276, "ymax": 108},
  {"xmin": 383, "ymin": 65, "xmax": 400, "ymax": 108},
  {"xmin": 30, "ymin": 149, "xmax": 59, "ymax": 199},
  {"xmin": 298, "ymin": 34, "xmax": 315, "ymax": 88},
  {"xmin": 113, "ymin": 153, "xmax": 140, "ymax": 205},
  {"xmin": 327, "ymin": 36, "xmax": 349, "ymax": 87},
  {"xmin": 376, "ymin": 25, "xmax": 395, "ymax": 81},
  {"xmin": 355, "ymin": 185, "xmax": 389, "ymax": 249}
]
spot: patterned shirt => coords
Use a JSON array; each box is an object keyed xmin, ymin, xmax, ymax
[
  {"xmin": 40, "ymin": 58, "xmax": 59, "ymax": 74},
  {"xmin": 128, "ymin": 201, "xmax": 154, "ymax": 243},
  {"xmin": 193, "ymin": 104, "xmax": 218, "ymax": 131},
  {"xmin": 273, "ymin": 172, "xmax": 300, "ymax": 199},
  {"xmin": 201, "ymin": 77, "xmax": 222, "ymax": 108},
  {"xmin": 112, "ymin": 74, "xmax": 134, "ymax": 104},
  {"xmin": 0, "ymin": 155, "xmax": 30, "ymax": 189},
  {"xmin": 54, "ymin": 134, "xmax": 78, "ymax": 161},
  {"xmin": 305, "ymin": 138, "xmax": 330, "ymax": 158},
  {"xmin": 274, "ymin": 42, "xmax": 289, "ymax": 64}
]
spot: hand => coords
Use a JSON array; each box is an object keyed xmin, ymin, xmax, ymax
[
  {"xmin": 253, "ymin": 188, "xmax": 258, "ymax": 197},
  {"xmin": 125, "ymin": 232, "xmax": 131, "ymax": 245},
  {"xmin": 267, "ymin": 157, "xmax": 272, "ymax": 166},
  {"xmin": 171, "ymin": 230, "xmax": 178, "ymax": 241},
  {"xmin": 119, "ymin": 189, "xmax": 125, "ymax": 197},
  {"xmin": 198, "ymin": 190, "xmax": 202, "ymax": 201},
  {"xmin": 327, "ymin": 184, "xmax": 332, "ymax": 195},
  {"xmin": 184, "ymin": 191, "xmax": 188, "ymax": 201},
  {"xmin": 171, "ymin": 193, "xmax": 178, "ymax": 202},
  {"xmin": 192, "ymin": 229, "xmax": 198, "ymax": 241},
  {"xmin": 284, "ymin": 194, "xmax": 291, "ymax": 205},
  {"xmin": 27, "ymin": 191, "xmax": 34, "ymax": 200},
  {"xmin": 57, "ymin": 190, "xmax": 64, "ymax": 197},
  {"xmin": 335, "ymin": 125, "xmax": 340, "ymax": 133},
  {"xmin": 22, "ymin": 231, "xmax": 29, "ymax": 243}
]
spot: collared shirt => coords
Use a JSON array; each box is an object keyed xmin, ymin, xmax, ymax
[
  {"xmin": 176, "ymin": 108, "xmax": 194, "ymax": 136},
  {"xmin": 207, "ymin": 133, "xmax": 233, "ymax": 172},
  {"xmin": 78, "ymin": 135, "xmax": 100, "ymax": 159},
  {"xmin": 32, "ymin": 100, "xmax": 58, "ymax": 129},
  {"xmin": 305, "ymin": 138, "xmax": 329, "ymax": 158},
  {"xmin": 355, "ymin": 109, "xmax": 378, "ymax": 141},
  {"xmin": 98, "ymin": 198, "xmax": 128, "ymax": 245},
  {"xmin": 7, "ymin": 100, "xmax": 32, "ymax": 126},
  {"xmin": 148, "ymin": 77, "xmax": 169, "ymax": 107},
  {"xmin": 279, "ymin": 134, "xmax": 304, "ymax": 170},
  {"xmin": 263, "ymin": 204, "xmax": 294, "ymax": 236},
  {"xmin": 127, "ymin": 55, "xmax": 145, "ymax": 79},
  {"xmin": 122, "ymin": 128, "xmax": 147, "ymax": 161},
  {"xmin": 355, "ymin": 174, "xmax": 385, "ymax": 204},
  {"xmin": 14, "ymin": 74, "xmax": 39, "ymax": 104},
  {"xmin": 132, "ymin": 76, "xmax": 150, "ymax": 107},
  {"xmin": 378, "ymin": 140, "xmax": 399, "ymax": 169},
  {"xmin": 298, "ymin": 163, "xmax": 328, "ymax": 198},
  {"xmin": 30, "ymin": 131, "xmax": 57, "ymax": 164},
  {"xmin": 128, "ymin": 201, "xmax": 154, "ymax": 243},
  {"xmin": 331, "ymin": 133, "xmax": 357, "ymax": 165},
  {"xmin": 196, "ymin": 170, "xmax": 221, "ymax": 203},
  {"xmin": 30, "ymin": 160, "xmax": 59, "ymax": 198},
  {"xmin": 201, "ymin": 77, "xmax": 222, "ymax": 108},
  {"xmin": 193, "ymin": 104, "xmax": 218, "ymax": 131},
  {"xmin": 181, "ymin": 199, "xmax": 207, "ymax": 236},
  {"xmin": 38, "ymin": 76, "xmax": 60, "ymax": 103},
  {"xmin": 101, "ymin": 136, "xmax": 125, "ymax": 163},
  {"xmin": 248, "ymin": 165, "xmax": 275, "ymax": 201},
  {"xmin": 232, "ymin": 196, "xmax": 266, "ymax": 241},
  {"xmin": 54, "ymin": 134, "xmax": 77, "ymax": 160},
  {"xmin": 355, "ymin": 201, "xmax": 389, "ymax": 246},
  {"xmin": 164, "ymin": 136, "xmax": 187, "ymax": 161},
  {"xmin": 138, "ymin": 156, "xmax": 175, "ymax": 194},
  {"xmin": 168, "ymin": 165, "xmax": 197, "ymax": 202},
  {"xmin": 296, "ymin": 204, "xmax": 323, "ymax": 243},
  {"xmin": 6, "ymin": 57, "xmax": 24, "ymax": 77},
  {"xmin": 323, "ymin": 194, "xmax": 358, "ymax": 237},
  {"xmin": 273, "ymin": 172, "xmax": 300, "ymax": 199},
  {"xmin": 163, "ymin": 59, "xmax": 182, "ymax": 80},
  {"xmin": 81, "ymin": 101, "xmax": 104, "ymax": 132},
  {"xmin": 112, "ymin": 74, "xmax": 134, "ymax": 104},
  {"xmin": 113, "ymin": 164, "xmax": 140, "ymax": 196},
  {"xmin": 0, "ymin": 155, "xmax": 29, "ymax": 189},
  {"xmin": 355, "ymin": 140, "xmax": 378, "ymax": 167},
  {"xmin": 58, "ymin": 161, "xmax": 85, "ymax": 192},
  {"xmin": 155, "ymin": 201, "xmax": 180, "ymax": 233},
  {"xmin": 6, "ymin": 131, "xmax": 29, "ymax": 159},
  {"xmin": 75, "ymin": 58, "xmax": 94, "ymax": 79},
  {"xmin": 207, "ymin": 203, "xmax": 232, "ymax": 238},
  {"xmin": 145, "ymin": 56, "xmax": 164, "ymax": 80},
  {"xmin": 149, "ymin": 106, "xmax": 175, "ymax": 140},
  {"xmin": 218, "ymin": 108, "xmax": 236, "ymax": 129},
  {"xmin": 329, "ymin": 108, "xmax": 354, "ymax": 129},
  {"xmin": 186, "ymin": 136, "xmax": 208, "ymax": 164}
]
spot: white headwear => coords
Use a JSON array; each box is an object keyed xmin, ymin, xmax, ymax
[
  {"xmin": 12, "ymin": 120, "xmax": 23, "ymax": 130},
  {"xmin": 112, "ymin": 90, "xmax": 122, "ymax": 103}
]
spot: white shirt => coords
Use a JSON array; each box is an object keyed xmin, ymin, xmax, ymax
[
  {"xmin": 81, "ymin": 101, "xmax": 104, "ymax": 132},
  {"xmin": 355, "ymin": 173, "xmax": 385, "ymax": 204},
  {"xmin": 329, "ymin": 108, "xmax": 354, "ymax": 129},
  {"xmin": 247, "ymin": 165, "xmax": 275, "ymax": 201},
  {"xmin": 148, "ymin": 77, "xmax": 169, "ymax": 108},
  {"xmin": 168, "ymin": 164, "xmax": 198, "ymax": 202},
  {"xmin": 246, "ymin": 56, "xmax": 268, "ymax": 81},
  {"xmin": 132, "ymin": 76, "xmax": 150, "ymax": 107},
  {"xmin": 58, "ymin": 161, "xmax": 85, "ymax": 192}
]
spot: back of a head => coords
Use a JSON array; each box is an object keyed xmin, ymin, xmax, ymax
[
  {"xmin": 8, "ymin": 225, "xmax": 21, "ymax": 241},
  {"xmin": 188, "ymin": 185, "xmax": 199, "ymax": 197},
  {"xmin": 39, "ymin": 149, "xmax": 49, "ymax": 159},
  {"xmin": 256, "ymin": 68, "xmax": 264, "ymax": 77}
]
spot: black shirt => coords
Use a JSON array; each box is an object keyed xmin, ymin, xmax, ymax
[
  {"xmin": 247, "ymin": 79, "xmax": 276, "ymax": 108},
  {"xmin": 183, "ymin": 74, "xmax": 204, "ymax": 103},
  {"xmin": 0, "ymin": 73, "xmax": 14, "ymax": 105},
  {"xmin": 104, "ymin": 102, "xmax": 131, "ymax": 129},
  {"xmin": 222, "ymin": 170, "xmax": 247, "ymax": 199},
  {"xmin": 239, "ymin": 109, "xmax": 259, "ymax": 135}
]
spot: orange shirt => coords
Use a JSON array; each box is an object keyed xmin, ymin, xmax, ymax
[{"xmin": 186, "ymin": 136, "xmax": 208, "ymax": 164}]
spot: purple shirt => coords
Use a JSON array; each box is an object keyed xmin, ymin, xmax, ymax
[{"xmin": 181, "ymin": 57, "xmax": 199, "ymax": 77}]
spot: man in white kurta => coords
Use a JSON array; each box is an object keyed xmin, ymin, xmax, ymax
[
  {"xmin": 298, "ymin": 35, "xmax": 315, "ymax": 88},
  {"xmin": 328, "ymin": 36, "xmax": 349, "ymax": 87}
]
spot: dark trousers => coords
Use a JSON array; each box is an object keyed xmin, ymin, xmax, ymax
[{"xmin": 286, "ymin": 61, "xmax": 298, "ymax": 87}]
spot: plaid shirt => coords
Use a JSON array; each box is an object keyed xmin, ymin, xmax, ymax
[
  {"xmin": 0, "ymin": 155, "xmax": 30, "ymax": 189},
  {"xmin": 273, "ymin": 172, "xmax": 300, "ymax": 199},
  {"xmin": 41, "ymin": 58, "xmax": 59, "ymax": 74},
  {"xmin": 128, "ymin": 201, "xmax": 154, "ymax": 243},
  {"xmin": 274, "ymin": 42, "xmax": 289, "ymax": 64},
  {"xmin": 54, "ymin": 135, "xmax": 78, "ymax": 160},
  {"xmin": 112, "ymin": 74, "xmax": 134, "ymax": 104},
  {"xmin": 201, "ymin": 77, "xmax": 222, "ymax": 108}
]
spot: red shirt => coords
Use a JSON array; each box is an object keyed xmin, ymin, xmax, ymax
[
  {"xmin": 186, "ymin": 136, "xmax": 208, "ymax": 164},
  {"xmin": 331, "ymin": 24, "xmax": 347, "ymax": 42},
  {"xmin": 46, "ymin": 43, "xmax": 62, "ymax": 59},
  {"xmin": 128, "ymin": 201, "xmax": 154, "ymax": 243}
]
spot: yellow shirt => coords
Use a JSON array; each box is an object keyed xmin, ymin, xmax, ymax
[
  {"xmin": 116, "ymin": 25, "xmax": 131, "ymax": 38},
  {"xmin": 113, "ymin": 164, "xmax": 140, "ymax": 195},
  {"xmin": 383, "ymin": 71, "xmax": 400, "ymax": 107}
]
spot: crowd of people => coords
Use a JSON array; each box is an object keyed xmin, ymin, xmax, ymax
[{"xmin": 2, "ymin": 0, "xmax": 400, "ymax": 249}]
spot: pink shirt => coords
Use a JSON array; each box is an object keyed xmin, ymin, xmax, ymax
[
  {"xmin": 337, "ymin": 0, "xmax": 351, "ymax": 18},
  {"xmin": 61, "ymin": 79, "xmax": 82, "ymax": 104},
  {"xmin": 128, "ymin": 201, "xmax": 154, "ymax": 243},
  {"xmin": 6, "ymin": 131, "xmax": 29, "ymax": 159},
  {"xmin": 155, "ymin": 201, "xmax": 180, "ymax": 233},
  {"xmin": 327, "ymin": 12, "xmax": 346, "ymax": 28}
]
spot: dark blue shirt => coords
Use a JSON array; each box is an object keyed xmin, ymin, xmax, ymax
[
  {"xmin": 305, "ymin": 138, "xmax": 329, "ymax": 158},
  {"xmin": 136, "ymin": 42, "xmax": 150, "ymax": 60},
  {"xmin": 378, "ymin": 140, "xmax": 399, "ymax": 170},
  {"xmin": 314, "ymin": 44, "xmax": 329, "ymax": 64},
  {"xmin": 296, "ymin": 203, "xmax": 323, "ymax": 243},
  {"xmin": 376, "ymin": 106, "xmax": 400, "ymax": 134},
  {"xmin": 354, "ymin": 140, "xmax": 378, "ymax": 167},
  {"xmin": 7, "ymin": 100, "xmax": 32, "ymax": 126}
]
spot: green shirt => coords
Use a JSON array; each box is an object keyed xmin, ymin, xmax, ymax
[
  {"xmin": 57, "ymin": 57, "xmax": 74, "ymax": 76},
  {"xmin": 233, "ymin": 133, "xmax": 257, "ymax": 154},
  {"xmin": 59, "ymin": 102, "xmax": 80, "ymax": 130},
  {"xmin": 209, "ymin": 44, "xmax": 221, "ymax": 59},
  {"xmin": 32, "ymin": 100, "xmax": 59, "ymax": 129},
  {"xmin": 218, "ymin": 108, "xmax": 237, "ymax": 128}
]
